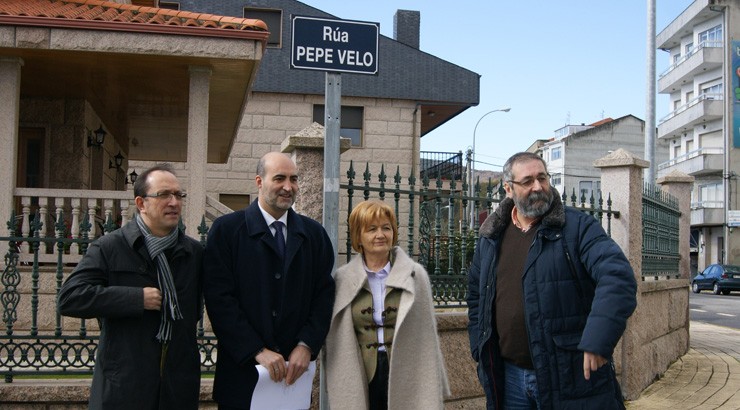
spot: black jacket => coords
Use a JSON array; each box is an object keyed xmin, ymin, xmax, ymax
[
  {"xmin": 203, "ymin": 202, "xmax": 335, "ymax": 407},
  {"xmin": 58, "ymin": 221, "xmax": 203, "ymax": 410}
]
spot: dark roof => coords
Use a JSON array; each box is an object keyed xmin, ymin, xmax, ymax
[{"xmin": 177, "ymin": 0, "xmax": 481, "ymax": 134}]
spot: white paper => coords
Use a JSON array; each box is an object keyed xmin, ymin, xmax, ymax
[{"xmin": 250, "ymin": 360, "xmax": 316, "ymax": 410}]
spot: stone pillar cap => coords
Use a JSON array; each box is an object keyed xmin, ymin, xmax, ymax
[
  {"xmin": 656, "ymin": 169, "xmax": 694, "ymax": 184},
  {"xmin": 593, "ymin": 148, "xmax": 649, "ymax": 169},
  {"xmin": 281, "ymin": 122, "xmax": 352, "ymax": 153}
]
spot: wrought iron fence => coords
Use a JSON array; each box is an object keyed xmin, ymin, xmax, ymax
[
  {"xmin": 341, "ymin": 161, "xmax": 621, "ymax": 309},
  {"xmin": 642, "ymin": 183, "xmax": 681, "ymax": 279},
  {"xmin": 0, "ymin": 210, "xmax": 215, "ymax": 383},
  {"xmin": 0, "ymin": 165, "xmax": 652, "ymax": 382}
]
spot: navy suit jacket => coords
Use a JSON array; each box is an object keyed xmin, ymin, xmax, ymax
[{"xmin": 203, "ymin": 201, "xmax": 335, "ymax": 407}]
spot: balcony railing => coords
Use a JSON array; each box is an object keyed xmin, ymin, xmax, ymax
[
  {"xmin": 420, "ymin": 151, "xmax": 464, "ymax": 181},
  {"xmin": 659, "ymin": 40, "xmax": 723, "ymax": 78},
  {"xmin": 658, "ymin": 147, "xmax": 724, "ymax": 170},
  {"xmin": 691, "ymin": 200, "xmax": 723, "ymax": 209},
  {"xmin": 659, "ymin": 92, "xmax": 723, "ymax": 125},
  {"xmin": 11, "ymin": 188, "xmax": 134, "ymax": 264}
]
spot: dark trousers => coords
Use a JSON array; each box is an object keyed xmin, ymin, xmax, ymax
[{"xmin": 368, "ymin": 350, "xmax": 389, "ymax": 410}]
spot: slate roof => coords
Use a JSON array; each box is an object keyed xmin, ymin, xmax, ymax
[{"xmin": 176, "ymin": 0, "xmax": 480, "ymax": 107}]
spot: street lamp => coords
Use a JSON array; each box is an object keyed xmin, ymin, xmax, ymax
[{"xmin": 469, "ymin": 107, "xmax": 511, "ymax": 227}]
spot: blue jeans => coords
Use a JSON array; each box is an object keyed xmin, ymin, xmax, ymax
[{"xmin": 503, "ymin": 361, "xmax": 541, "ymax": 410}]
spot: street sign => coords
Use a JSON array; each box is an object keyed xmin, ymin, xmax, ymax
[
  {"xmin": 729, "ymin": 210, "xmax": 740, "ymax": 227},
  {"xmin": 291, "ymin": 15, "xmax": 379, "ymax": 75}
]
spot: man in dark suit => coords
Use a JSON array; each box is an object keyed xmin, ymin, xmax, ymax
[{"xmin": 203, "ymin": 152, "xmax": 335, "ymax": 409}]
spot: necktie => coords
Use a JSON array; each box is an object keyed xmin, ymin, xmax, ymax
[{"xmin": 272, "ymin": 221, "xmax": 286, "ymax": 258}]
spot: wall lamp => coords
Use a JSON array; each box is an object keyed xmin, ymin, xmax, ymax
[
  {"xmin": 87, "ymin": 125, "xmax": 107, "ymax": 148},
  {"xmin": 109, "ymin": 151, "xmax": 124, "ymax": 170},
  {"xmin": 126, "ymin": 169, "xmax": 138, "ymax": 185}
]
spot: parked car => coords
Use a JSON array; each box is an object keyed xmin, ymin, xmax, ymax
[{"xmin": 691, "ymin": 264, "xmax": 740, "ymax": 295}]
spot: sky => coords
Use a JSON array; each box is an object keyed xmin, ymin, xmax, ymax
[{"xmin": 303, "ymin": 0, "xmax": 695, "ymax": 170}]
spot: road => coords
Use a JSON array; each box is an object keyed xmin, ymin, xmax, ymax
[{"xmin": 689, "ymin": 291, "xmax": 740, "ymax": 329}]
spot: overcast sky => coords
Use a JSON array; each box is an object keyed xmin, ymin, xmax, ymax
[{"xmin": 303, "ymin": 0, "xmax": 696, "ymax": 170}]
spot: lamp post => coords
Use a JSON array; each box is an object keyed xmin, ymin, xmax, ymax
[{"xmin": 469, "ymin": 108, "xmax": 510, "ymax": 227}]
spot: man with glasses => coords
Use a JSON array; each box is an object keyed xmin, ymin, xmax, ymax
[
  {"xmin": 59, "ymin": 164, "xmax": 203, "ymax": 410},
  {"xmin": 467, "ymin": 152, "xmax": 637, "ymax": 409}
]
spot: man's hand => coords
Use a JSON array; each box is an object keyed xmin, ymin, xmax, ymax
[
  {"xmin": 142, "ymin": 287, "xmax": 162, "ymax": 311},
  {"xmin": 583, "ymin": 351, "xmax": 607, "ymax": 380},
  {"xmin": 285, "ymin": 344, "xmax": 311, "ymax": 385},
  {"xmin": 256, "ymin": 348, "xmax": 286, "ymax": 383}
]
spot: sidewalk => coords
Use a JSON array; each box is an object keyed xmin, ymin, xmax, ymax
[{"xmin": 626, "ymin": 321, "xmax": 740, "ymax": 409}]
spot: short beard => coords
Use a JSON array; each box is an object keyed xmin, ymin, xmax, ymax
[{"xmin": 513, "ymin": 189, "xmax": 554, "ymax": 219}]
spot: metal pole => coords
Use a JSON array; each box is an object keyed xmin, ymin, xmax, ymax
[
  {"xmin": 645, "ymin": 0, "xmax": 656, "ymax": 183},
  {"xmin": 469, "ymin": 108, "xmax": 510, "ymax": 227},
  {"xmin": 321, "ymin": 71, "xmax": 341, "ymax": 410}
]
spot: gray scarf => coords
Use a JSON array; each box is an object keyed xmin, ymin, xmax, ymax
[{"xmin": 135, "ymin": 214, "xmax": 182, "ymax": 344}]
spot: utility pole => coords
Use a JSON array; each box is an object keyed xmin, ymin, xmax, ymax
[{"xmin": 645, "ymin": 0, "xmax": 656, "ymax": 183}]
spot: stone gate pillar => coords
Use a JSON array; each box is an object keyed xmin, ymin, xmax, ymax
[{"xmin": 280, "ymin": 122, "xmax": 350, "ymax": 222}]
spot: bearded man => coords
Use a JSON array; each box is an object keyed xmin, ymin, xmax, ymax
[{"xmin": 467, "ymin": 152, "xmax": 637, "ymax": 410}]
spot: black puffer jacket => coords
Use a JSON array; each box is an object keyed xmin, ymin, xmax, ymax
[{"xmin": 467, "ymin": 193, "xmax": 637, "ymax": 409}]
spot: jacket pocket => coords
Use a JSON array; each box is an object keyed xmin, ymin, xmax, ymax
[{"xmin": 552, "ymin": 333, "xmax": 612, "ymax": 399}]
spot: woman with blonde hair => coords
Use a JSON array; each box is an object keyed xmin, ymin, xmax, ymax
[{"xmin": 325, "ymin": 199, "xmax": 449, "ymax": 409}]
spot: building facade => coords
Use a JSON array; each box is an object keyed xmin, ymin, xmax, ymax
[
  {"xmin": 656, "ymin": 0, "xmax": 740, "ymax": 272},
  {"xmin": 531, "ymin": 115, "xmax": 668, "ymax": 202},
  {"xmin": 128, "ymin": 0, "xmax": 480, "ymax": 254}
]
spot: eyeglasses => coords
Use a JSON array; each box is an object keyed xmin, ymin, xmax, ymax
[
  {"xmin": 508, "ymin": 173, "xmax": 551, "ymax": 189},
  {"xmin": 142, "ymin": 191, "xmax": 187, "ymax": 201}
]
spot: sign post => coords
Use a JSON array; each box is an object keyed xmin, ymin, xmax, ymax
[{"xmin": 291, "ymin": 15, "xmax": 378, "ymax": 410}]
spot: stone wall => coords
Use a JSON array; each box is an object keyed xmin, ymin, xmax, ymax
[{"xmin": 0, "ymin": 312, "xmax": 483, "ymax": 409}]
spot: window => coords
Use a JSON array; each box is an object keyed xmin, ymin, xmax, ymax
[
  {"xmin": 672, "ymin": 54, "xmax": 680, "ymax": 64},
  {"xmin": 685, "ymin": 42, "xmax": 694, "ymax": 54},
  {"xmin": 551, "ymin": 147, "xmax": 562, "ymax": 160},
  {"xmin": 550, "ymin": 173, "xmax": 561, "ymax": 186},
  {"xmin": 701, "ymin": 83, "xmax": 722, "ymax": 98},
  {"xmin": 313, "ymin": 105, "xmax": 364, "ymax": 146},
  {"xmin": 245, "ymin": 8, "xmax": 282, "ymax": 47},
  {"xmin": 699, "ymin": 182, "xmax": 723, "ymax": 207},
  {"xmin": 158, "ymin": 1, "xmax": 179, "ymax": 9},
  {"xmin": 699, "ymin": 24, "xmax": 722, "ymax": 45},
  {"xmin": 579, "ymin": 180, "xmax": 601, "ymax": 201}
]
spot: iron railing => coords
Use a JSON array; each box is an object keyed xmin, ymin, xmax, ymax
[
  {"xmin": 0, "ymin": 211, "xmax": 215, "ymax": 383},
  {"xmin": 341, "ymin": 161, "xmax": 621, "ymax": 309},
  {"xmin": 2, "ymin": 165, "xmax": 678, "ymax": 382},
  {"xmin": 642, "ymin": 184, "xmax": 681, "ymax": 279},
  {"xmin": 420, "ymin": 151, "xmax": 464, "ymax": 181}
]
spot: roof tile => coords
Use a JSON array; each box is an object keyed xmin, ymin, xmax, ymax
[{"xmin": 0, "ymin": 0, "xmax": 268, "ymax": 35}]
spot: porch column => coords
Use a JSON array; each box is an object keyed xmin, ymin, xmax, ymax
[
  {"xmin": 0, "ymin": 57, "xmax": 23, "ymax": 234},
  {"xmin": 186, "ymin": 66, "xmax": 211, "ymax": 239}
]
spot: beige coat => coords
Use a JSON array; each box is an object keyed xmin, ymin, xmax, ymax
[{"xmin": 325, "ymin": 247, "xmax": 450, "ymax": 409}]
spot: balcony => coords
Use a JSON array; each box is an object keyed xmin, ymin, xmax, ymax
[
  {"xmin": 690, "ymin": 200, "xmax": 724, "ymax": 227},
  {"xmin": 658, "ymin": 93, "xmax": 723, "ymax": 138},
  {"xmin": 658, "ymin": 42, "xmax": 723, "ymax": 93},
  {"xmin": 657, "ymin": 147, "xmax": 723, "ymax": 177}
]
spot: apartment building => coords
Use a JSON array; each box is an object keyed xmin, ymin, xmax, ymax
[
  {"xmin": 532, "ymin": 115, "xmax": 668, "ymax": 203},
  {"xmin": 656, "ymin": 0, "xmax": 739, "ymax": 272}
]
